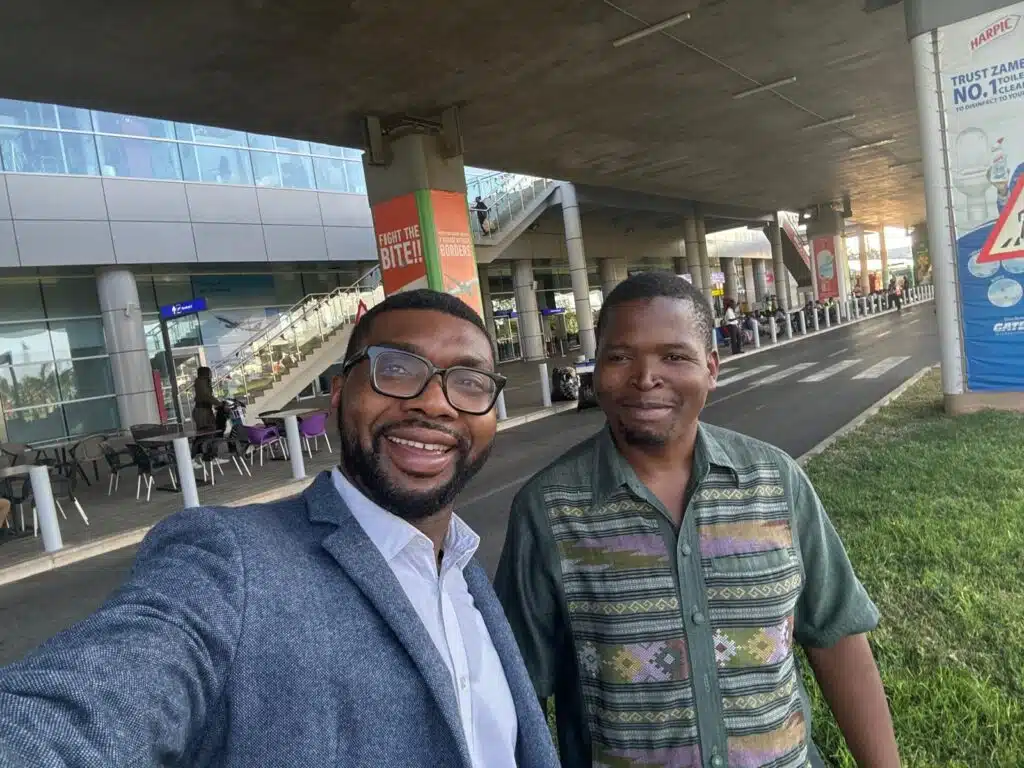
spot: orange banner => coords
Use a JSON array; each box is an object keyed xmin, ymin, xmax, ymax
[
  {"xmin": 371, "ymin": 193, "xmax": 428, "ymax": 296},
  {"xmin": 430, "ymin": 190, "xmax": 483, "ymax": 316}
]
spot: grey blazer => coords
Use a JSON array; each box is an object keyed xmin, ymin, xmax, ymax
[{"xmin": 0, "ymin": 472, "xmax": 559, "ymax": 767}]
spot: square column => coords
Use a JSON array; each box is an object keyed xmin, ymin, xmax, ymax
[
  {"xmin": 721, "ymin": 257, "xmax": 740, "ymax": 302},
  {"xmin": 683, "ymin": 214, "xmax": 704, "ymax": 294},
  {"xmin": 742, "ymin": 259, "xmax": 757, "ymax": 306},
  {"xmin": 879, "ymin": 228, "xmax": 890, "ymax": 284},
  {"xmin": 753, "ymin": 259, "xmax": 769, "ymax": 302},
  {"xmin": 559, "ymin": 183, "xmax": 597, "ymax": 358},
  {"xmin": 513, "ymin": 259, "xmax": 546, "ymax": 361},
  {"xmin": 695, "ymin": 208, "xmax": 714, "ymax": 307},
  {"xmin": 364, "ymin": 132, "xmax": 484, "ymax": 315},
  {"xmin": 600, "ymin": 257, "xmax": 628, "ymax": 298},
  {"xmin": 769, "ymin": 218, "xmax": 790, "ymax": 310},
  {"xmin": 857, "ymin": 227, "xmax": 870, "ymax": 293}
]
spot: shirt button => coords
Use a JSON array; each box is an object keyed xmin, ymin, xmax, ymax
[
  {"xmin": 691, "ymin": 610, "xmax": 706, "ymax": 625},
  {"xmin": 681, "ymin": 542, "xmax": 692, "ymax": 556},
  {"xmin": 710, "ymin": 756, "xmax": 724, "ymax": 768}
]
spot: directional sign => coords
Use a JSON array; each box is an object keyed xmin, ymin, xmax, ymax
[
  {"xmin": 977, "ymin": 175, "xmax": 1024, "ymax": 264},
  {"xmin": 159, "ymin": 297, "xmax": 208, "ymax": 320}
]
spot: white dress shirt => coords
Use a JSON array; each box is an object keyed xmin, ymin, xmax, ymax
[{"xmin": 332, "ymin": 469, "xmax": 518, "ymax": 767}]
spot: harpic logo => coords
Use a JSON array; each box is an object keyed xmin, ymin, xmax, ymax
[{"xmin": 970, "ymin": 15, "xmax": 1020, "ymax": 53}]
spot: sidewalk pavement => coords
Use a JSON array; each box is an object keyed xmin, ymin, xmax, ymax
[{"xmin": 0, "ymin": 297, "xmax": 930, "ymax": 585}]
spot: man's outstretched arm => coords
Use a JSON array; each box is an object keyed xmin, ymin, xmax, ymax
[
  {"xmin": 806, "ymin": 634, "xmax": 900, "ymax": 767},
  {"xmin": 0, "ymin": 509, "xmax": 246, "ymax": 768}
]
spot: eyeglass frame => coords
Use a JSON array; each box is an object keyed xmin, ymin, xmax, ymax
[{"xmin": 341, "ymin": 344, "xmax": 507, "ymax": 415}]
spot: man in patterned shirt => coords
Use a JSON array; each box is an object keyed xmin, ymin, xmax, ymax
[{"xmin": 495, "ymin": 272, "xmax": 899, "ymax": 768}]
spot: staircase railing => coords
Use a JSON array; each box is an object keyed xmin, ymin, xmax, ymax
[
  {"xmin": 171, "ymin": 265, "xmax": 383, "ymax": 423},
  {"xmin": 467, "ymin": 172, "xmax": 555, "ymax": 240}
]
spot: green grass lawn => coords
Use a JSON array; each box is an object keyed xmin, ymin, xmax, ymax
[{"xmin": 803, "ymin": 369, "xmax": 1024, "ymax": 767}]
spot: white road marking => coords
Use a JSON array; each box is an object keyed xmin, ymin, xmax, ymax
[
  {"xmin": 715, "ymin": 364, "xmax": 777, "ymax": 388},
  {"xmin": 907, "ymin": 318, "xmax": 920, "ymax": 326},
  {"xmin": 876, "ymin": 330, "xmax": 891, "ymax": 338},
  {"xmin": 800, "ymin": 359, "xmax": 863, "ymax": 382},
  {"xmin": 852, "ymin": 356, "xmax": 911, "ymax": 380},
  {"xmin": 828, "ymin": 347, "xmax": 850, "ymax": 358},
  {"xmin": 755, "ymin": 362, "xmax": 816, "ymax": 386}
]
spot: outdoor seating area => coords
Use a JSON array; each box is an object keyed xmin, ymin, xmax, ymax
[{"xmin": 0, "ymin": 407, "xmax": 333, "ymax": 563}]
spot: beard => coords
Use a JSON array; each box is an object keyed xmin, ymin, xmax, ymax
[
  {"xmin": 340, "ymin": 417, "xmax": 491, "ymax": 522},
  {"xmin": 618, "ymin": 422, "xmax": 672, "ymax": 447}
]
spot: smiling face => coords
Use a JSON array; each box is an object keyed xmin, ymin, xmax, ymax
[
  {"xmin": 338, "ymin": 308, "xmax": 497, "ymax": 521},
  {"xmin": 595, "ymin": 296, "xmax": 719, "ymax": 448}
]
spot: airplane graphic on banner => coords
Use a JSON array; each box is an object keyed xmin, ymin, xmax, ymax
[{"xmin": 977, "ymin": 174, "xmax": 1024, "ymax": 264}]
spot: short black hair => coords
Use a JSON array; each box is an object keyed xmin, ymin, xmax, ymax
[
  {"xmin": 597, "ymin": 270, "xmax": 714, "ymax": 351},
  {"xmin": 343, "ymin": 288, "xmax": 491, "ymax": 363}
]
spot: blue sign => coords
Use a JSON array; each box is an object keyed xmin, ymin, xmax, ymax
[
  {"xmin": 957, "ymin": 163, "xmax": 1024, "ymax": 391},
  {"xmin": 540, "ymin": 308, "xmax": 566, "ymax": 316},
  {"xmin": 159, "ymin": 297, "xmax": 208, "ymax": 320}
]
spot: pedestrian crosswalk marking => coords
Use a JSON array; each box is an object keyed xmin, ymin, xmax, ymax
[
  {"xmin": 755, "ymin": 362, "xmax": 816, "ymax": 386},
  {"xmin": 828, "ymin": 347, "xmax": 850, "ymax": 358},
  {"xmin": 800, "ymin": 359, "xmax": 863, "ymax": 382},
  {"xmin": 907, "ymin": 318, "xmax": 920, "ymax": 326},
  {"xmin": 876, "ymin": 330, "xmax": 891, "ymax": 338},
  {"xmin": 852, "ymin": 356, "xmax": 911, "ymax": 379},
  {"xmin": 716, "ymin": 364, "xmax": 777, "ymax": 388}
]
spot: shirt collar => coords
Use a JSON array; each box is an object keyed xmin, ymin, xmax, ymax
[
  {"xmin": 591, "ymin": 422, "xmax": 736, "ymax": 507},
  {"xmin": 331, "ymin": 467, "xmax": 480, "ymax": 570}
]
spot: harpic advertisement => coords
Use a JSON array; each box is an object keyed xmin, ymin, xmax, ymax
[
  {"xmin": 941, "ymin": 3, "xmax": 1024, "ymax": 390},
  {"xmin": 810, "ymin": 236, "xmax": 840, "ymax": 299}
]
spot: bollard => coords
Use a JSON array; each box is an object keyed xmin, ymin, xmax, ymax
[
  {"xmin": 752, "ymin": 318, "xmax": 761, "ymax": 348},
  {"xmin": 798, "ymin": 310, "xmax": 807, "ymax": 335},
  {"xmin": 173, "ymin": 436, "xmax": 200, "ymax": 509},
  {"xmin": 824, "ymin": 307, "xmax": 831, "ymax": 328},
  {"xmin": 539, "ymin": 363, "xmax": 552, "ymax": 408},
  {"xmin": 812, "ymin": 308, "xmax": 820, "ymax": 332},
  {"xmin": 284, "ymin": 414, "xmax": 306, "ymax": 481},
  {"xmin": 29, "ymin": 465, "xmax": 63, "ymax": 552},
  {"xmin": 785, "ymin": 313, "xmax": 794, "ymax": 340},
  {"xmin": 769, "ymin": 316, "xmax": 778, "ymax": 344},
  {"xmin": 859, "ymin": 297, "xmax": 866, "ymax": 316},
  {"xmin": 495, "ymin": 390, "xmax": 507, "ymax": 421}
]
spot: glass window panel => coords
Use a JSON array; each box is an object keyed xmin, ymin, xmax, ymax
[
  {"xmin": 56, "ymin": 357, "xmax": 115, "ymax": 400},
  {"xmin": 0, "ymin": 323, "xmax": 53, "ymax": 365},
  {"xmin": 143, "ymin": 318, "xmax": 166, "ymax": 360},
  {"xmin": 56, "ymin": 107, "xmax": 93, "ymax": 131},
  {"xmin": 0, "ymin": 281, "xmax": 45, "ymax": 321},
  {"xmin": 274, "ymin": 137, "xmax": 309, "ymax": 154},
  {"xmin": 274, "ymin": 273, "xmax": 304, "ymax": 305},
  {"xmin": 279, "ymin": 154, "xmax": 314, "ymax": 189},
  {"xmin": 312, "ymin": 156, "xmax": 349, "ymax": 192},
  {"xmin": 0, "ymin": 361, "xmax": 61, "ymax": 409},
  {"xmin": 250, "ymin": 150, "xmax": 282, "ymax": 187},
  {"xmin": 49, "ymin": 319, "xmax": 106, "ymax": 359},
  {"xmin": 0, "ymin": 128, "xmax": 99, "ymax": 175},
  {"xmin": 135, "ymin": 275, "xmax": 159, "ymax": 314},
  {"xmin": 96, "ymin": 135, "xmax": 182, "ymax": 180},
  {"xmin": 166, "ymin": 315, "xmax": 202, "ymax": 349},
  {"xmin": 187, "ymin": 123, "xmax": 248, "ymax": 147},
  {"xmin": 2, "ymin": 404, "xmax": 66, "ymax": 444},
  {"xmin": 343, "ymin": 148, "xmax": 363, "ymax": 160},
  {"xmin": 40, "ymin": 277, "xmax": 101, "ymax": 319},
  {"xmin": 92, "ymin": 111, "xmax": 175, "ymax": 139},
  {"xmin": 309, "ymin": 142, "xmax": 345, "ymax": 159},
  {"xmin": 301, "ymin": 271, "xmax": 339, "ymax": 297},
  {"xmin": 152, "ymin": 275, "xmax": 193, "ymax": 307},
  {"xmin": 0, "ymin": 100, "xmax": 57, "ymax": 129},
  {"xmin": 63, "ymin": 397, "xmax": 119, "ymax": 437},
  {"xmin": 247, "ymin": 134, "xmax": 276, "ymax": 151},
  {"xmin": 345, "ymin": 159, "xmax": 366, "ymax": 194},
  {"xmin": 180, "ymin": 143, "xmax": 253, "ymax": 185}
]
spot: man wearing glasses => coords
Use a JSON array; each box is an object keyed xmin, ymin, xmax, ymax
[{"xmin": 0, "ymin": 289, "xmax": 558, "ymax": 768}]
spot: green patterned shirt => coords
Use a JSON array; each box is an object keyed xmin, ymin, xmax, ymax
[{"xmin": 495, "ymin": 423, "xmax": 879, "ymax": 768}]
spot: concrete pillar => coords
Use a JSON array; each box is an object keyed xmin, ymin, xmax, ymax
[
  {"xmin": 753, "ymin": 259, "xmax": 768, "ymax": 302},
  {"xmin": 858, "ymin": 227, "xmax": 870, "ymax": 293},
  {"xmin": 695, "ymin": 210, "xmax": 713, "ymax": 307},
  {"xmin": 769, "ymin": 218, "xmax": 788, "ymax": 310},
  {"xmin": 363, "ymin": 132, "xmax": 484, "ymax": 314},
  {"xmin": 513, "ymin": 260, "xmax": 545, "ymax": 361},
  {"xmin": 741, "ymin": 259, "xmax": 757, "ymax": 307},
  {"xmin": 721, "ymin": 258, "xmax": 740, "ymax": 303},
  {"xmin": 879, "ymin": 228, "xmax": 889, "ymax": 284},
  {"xmin": 96, "ymin": 268, "xmax": 160, "ymax": 428},
  {"xmin": 599, "ymin": 257, "xmax": 628, "ymax": 298},
  {"xmin": 559, "ymin": 183, "xmax": 596, "ymax": 359},
  {"xmin": 672, "ymin": 255, "xmax": 687, "ymax": 278},
  {"xmin": 683, "ymin": 214, "xmax": 704, "ymax": 295}
]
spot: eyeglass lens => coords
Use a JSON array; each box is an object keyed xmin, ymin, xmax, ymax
[{"xmin": 371, "ymin": 348, "xmax": 498, "ymax": 413}]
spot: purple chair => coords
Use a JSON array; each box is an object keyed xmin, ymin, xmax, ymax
[
  {"xmin": 299, "ymin": 411, "xmax": 331, "ymax": 458},
  {"xmin": 244, "ymin": 424, "xmax": 286, "ymax": 467}
]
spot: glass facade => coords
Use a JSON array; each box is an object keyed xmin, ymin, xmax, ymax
[
  {"xmin": 0, "ymin": 275, "xmax": 118, "ymax": 443},
  {"xmin": 0, "ymin": 99, "xmax": 369, "ymax": 194}
]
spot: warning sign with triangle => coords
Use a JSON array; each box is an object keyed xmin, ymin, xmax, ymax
[
  {"xmin": 355, "ymin": 299, "xmax": 368, "ymax": 321},
  {"xmin": 977, "ymin": 174, "xmax": 1024, "ymax": 264}
]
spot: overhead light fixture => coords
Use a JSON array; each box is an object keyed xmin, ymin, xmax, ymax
[
  {"xmin": 801, "ymin": 113, "xmax": 857, "ymax": 130},
  {"xmin": 849, "ymin": 137, "xmax": 897, "ymax": 152},
  {"xmin": 732, "ymin": 76, "xmax": 798, "ymax": 99},
  {"xmin": 612, "ymin": 11, "xmax": 692, "ymax": 47}
]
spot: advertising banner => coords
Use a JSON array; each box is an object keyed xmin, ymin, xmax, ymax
[
  {"xmin": 940, "ymin": 2, "xmax": 1024, "ymax": 390},
  {"xmin": 811, "ymin": 236, "xmax": 840, "ymax": 299},
  {"xmin": 370, "ymin": 190, "xmax": 484, "ymax": 317}
]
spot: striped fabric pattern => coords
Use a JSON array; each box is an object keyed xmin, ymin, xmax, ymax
[{"xmin": 545, "ymin": 454, "xmax": 811, "ymax": 768}]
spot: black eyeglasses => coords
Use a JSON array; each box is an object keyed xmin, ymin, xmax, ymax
[{"xmin": 342, "ymin": 345, "xmax": 507, "ymax": 415}]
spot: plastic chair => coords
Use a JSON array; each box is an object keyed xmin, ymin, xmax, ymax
[
  {"xmin": 128, "ymin": 443, "xmax": 178, "ymax": 502},
  {"xmin": 243, "ymin": 425, "xmax": 286, "ymax": 467},
  {"xmin": 101, "ymin": 439, "xmax": 136, "ymax": 496},
  {"xmin": 71, "ymin": 434, "xmax": 107, "ymax": 485},
  {"xmin": 299, "ymin": 411, "xmax": 331, "ymax": 458}
]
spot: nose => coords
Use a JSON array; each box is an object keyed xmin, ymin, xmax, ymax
[
  {"xmin": 402, "ymin": 372, "xmax": 459, "ymax": 419},
  {"xmin": 630, "ymin": 359, "xmax": 661, "ymax": 391}
]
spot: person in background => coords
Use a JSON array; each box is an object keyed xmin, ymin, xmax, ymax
[
  {"xmin": 472, "ymin": 196, "xmax": 489, "ymax": 233},
  {"xmin": 722, "ymin": 296, "xmax": 743, "ymax": 355},
  {"xmin": 0, "ymin": 290, "xmax": 558, "ymax": 768},
  {"xmin": 191, "ymin": 367, "xmax": 219, "ymax": 433},
  {"xmin": 496, "ymin": 272, "xmax": 900, "ymax": 768}
]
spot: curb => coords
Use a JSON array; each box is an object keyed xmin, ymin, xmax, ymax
[
  {"xmin": 796, "ymin": 363, "xmax": 938, "ymax": 466},
  {"xmin": 719, "ymin": 297, "xmax": 933, "ymax": 369}
]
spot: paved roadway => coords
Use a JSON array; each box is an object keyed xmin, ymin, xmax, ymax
[{"xmin": 0, "ymin": 303, "xmax": 938, "ymax": 666}]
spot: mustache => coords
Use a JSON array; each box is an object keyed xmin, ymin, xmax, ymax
[{"xmin": 375, "ymin": 418, "xmax": 470, "ymax": 452}]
